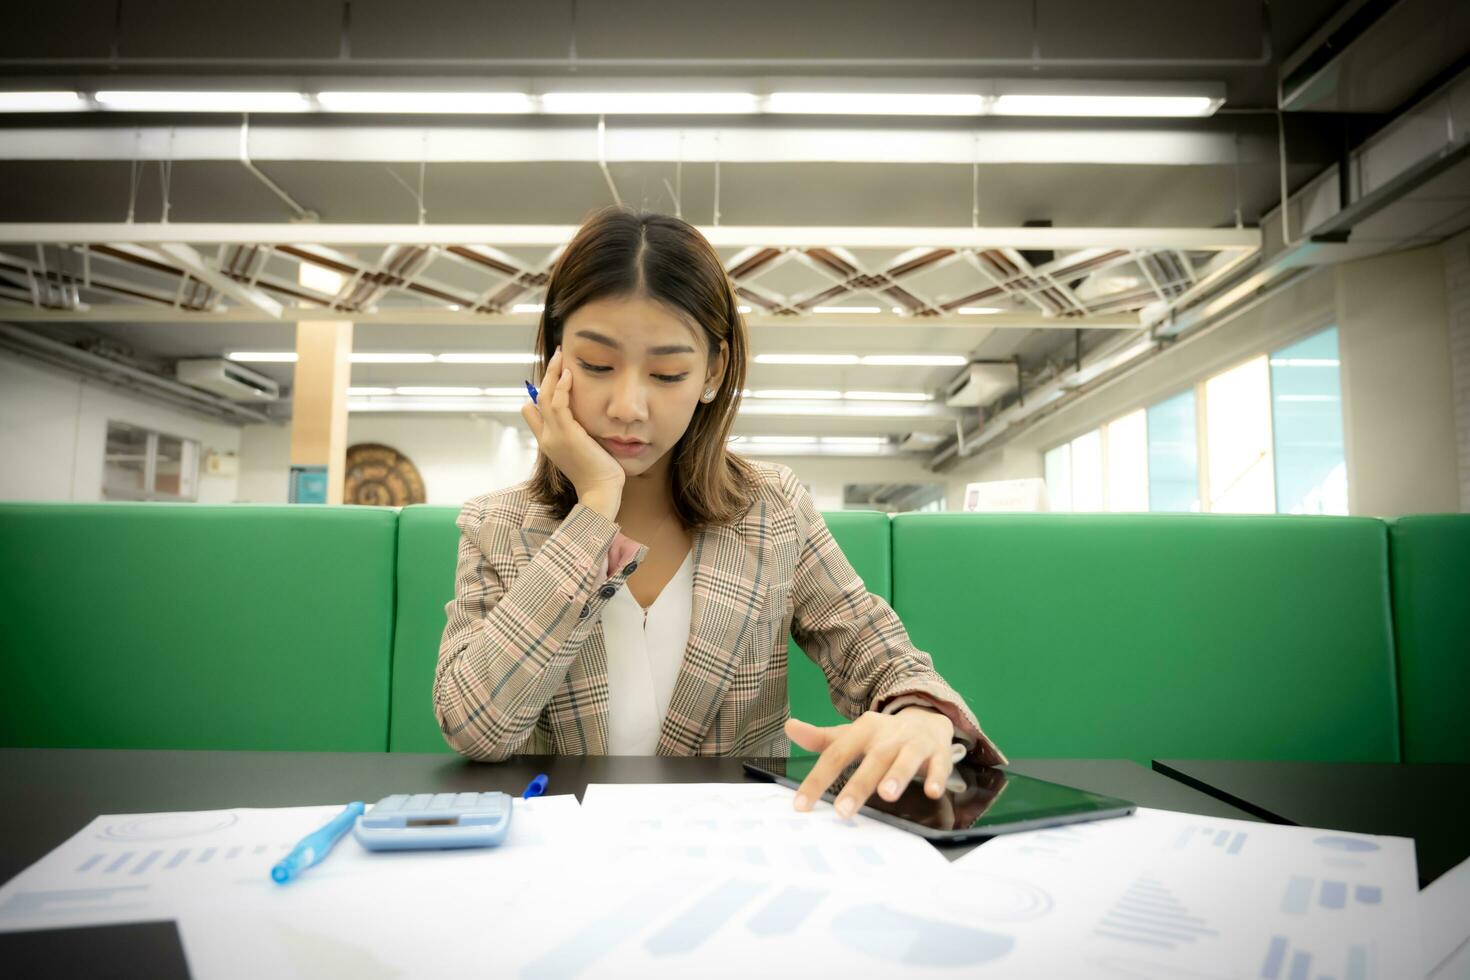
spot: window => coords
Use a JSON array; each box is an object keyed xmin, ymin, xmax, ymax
[
  {"xmin": 1146, "ymin": 390, "xmax": 1199, "ymax": 512},
  {"xmin": 1105, "ymin": 409, "xmax": 1149, "ymax": 512},
  {"xmin": 103, "ymin": 422, "xmax": 200, "ymax": 502},
  {"xmin": 1204, "ymin": 355, "xmax": 1275, "ymax": 513},
  {"xmin": 1270, "ymin": 328, "xmax": 1347, "ymax": 515},
  {"xmin": 1042, "ymin": 326, "xmax": 1344, "ymax": 516}
]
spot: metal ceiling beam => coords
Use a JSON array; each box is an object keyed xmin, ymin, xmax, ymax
[
  {"xmin": 0, "ymin": 224, "xmax": 1262, "ymax": 251},
  {"xmin": 151, "ymin": 242, "xmax": 284, "ymax": 318}
]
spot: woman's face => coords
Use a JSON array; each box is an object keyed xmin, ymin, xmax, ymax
[{"xmin": 559, "ymin": 293, "xmax": 727, "ymax": 478}]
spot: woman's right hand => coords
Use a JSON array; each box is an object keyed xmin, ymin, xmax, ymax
[{"xmin": 521, "ymin": 345, "xmax": 625, "ymax": 514}]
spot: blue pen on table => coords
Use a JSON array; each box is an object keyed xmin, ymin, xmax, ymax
[
  {"xmin": 521, "ymin": 774, "xmax": 549, "ymax": 799},
  {"xmin": 270, "ymin": 801, "xmax": 365, "ymax": 885},
  {"xmin": 524, "ymin": 379, "xmax": 538, "ymax": 404}
]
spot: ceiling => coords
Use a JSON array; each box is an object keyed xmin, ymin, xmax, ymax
[{"xmin": 4, "ymin": 0, "xmax": 1467, "ymax": 463}]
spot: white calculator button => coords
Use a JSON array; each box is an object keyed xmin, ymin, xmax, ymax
[
  {"xmin": 406, "ymin": 793, "xmax": 433, "ymax": 810},
  {"xmin": 429, "ymin": 793, "xmax": 455, "ymax": 809}
]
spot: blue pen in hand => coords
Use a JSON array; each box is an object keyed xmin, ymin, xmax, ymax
[
  {"xmin": 521, "ymin": 774, "xmax": 549, "ymax": 799},
  {"xmin": 271, "ymin": 801, "xmax": 365, "ymax": 884},
  {"xmin": 524, "ymin": 379, "xmax": 538, "ymax": 404}
]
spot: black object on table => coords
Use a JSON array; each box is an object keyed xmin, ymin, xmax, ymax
[{"xmin": 1153, "ymin": 759, "xmax": 1468, "ymax": 888}]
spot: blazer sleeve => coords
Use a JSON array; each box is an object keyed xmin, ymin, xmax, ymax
[
  {"xmin": 433, "ymin": 497, "xmax": 647, "ymax": 762},
  {"xmin": 783, "ymin": 469, "xmax": 1008, "ymax": 766}
]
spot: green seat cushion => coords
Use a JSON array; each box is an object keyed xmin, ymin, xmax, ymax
[
  {"xmin": 390, "ymin": 506, "xmax": 892, "ymax": 752},
  {"xmin": 891, "ymin": 513, "xmax": 1399, "ymax": 763},
  {"xmin": 1388, "ymin": 515, "xmax": 1470, "ymax": 763},
  {"xmin": 787, "ymin": 510, "xmax": 893, "ymax": 731},
  {"xmin": 0, "ymin": 502, "xmax": 396, "ymax": 751},
  {"xmin": 390, "ymin": 505, "xmax": 464, "ymax": 753}
]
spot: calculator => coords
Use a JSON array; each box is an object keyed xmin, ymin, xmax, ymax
[{"xmin": 353, "ymin": 792, "xmax": 513, "ymax": 851}]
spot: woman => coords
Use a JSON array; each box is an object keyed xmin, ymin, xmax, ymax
[{"xmin": 434, "ymin": 206, "xmax": 1005, "ymax": 817}]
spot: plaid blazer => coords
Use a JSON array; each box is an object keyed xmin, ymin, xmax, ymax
[{"xmin": 434, "ymin": 458, "xmax": 1006, "ymax": 764}]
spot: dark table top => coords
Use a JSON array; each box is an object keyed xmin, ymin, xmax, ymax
[
  {"xmin": 0, "ymin": 748, "xmax": 1259, "ymax": 888},
  {"xmin": 1153, "ymin": 759, "xmax": 1467, "ymax": 888}
]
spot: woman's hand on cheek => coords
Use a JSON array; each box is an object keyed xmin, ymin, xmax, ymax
[
  {"xmin": 521, "ymin": 345, "xmax": 625, "ymax": 502},
  {"xmin": 784, "ymin": 707, "xmax": 956, "ymax": 819}
]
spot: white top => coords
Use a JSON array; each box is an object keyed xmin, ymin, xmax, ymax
[{"xmin": 601, "ymin": 549, "xmax": 696, "ymax": 754}]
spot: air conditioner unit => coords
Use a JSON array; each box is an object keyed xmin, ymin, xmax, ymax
[
  {"xmin": 944, "ymin": 362, "xmax": 1017, "ymax": 408},
  {"xmin": 898, "ymin": 431, "xmax": 945, "ymax": 452},
  {"xmin": 176, "ymin": 358, "xmax": 280, "ymax": 402}
]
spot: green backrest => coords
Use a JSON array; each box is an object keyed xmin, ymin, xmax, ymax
[
  {"xmin": 389, "ymin": 505, "xmax": 892, "ymax": 752},
  {"xmin": 890, "ymin": 513, "xmax": 1400, "ymax": 763},
  {"xmin": 1387, "ymin": 515, "xmax": 1470, "ymax": 763},
  {"xmin": 390, "ymin": 505, "xmax": 465, "ymax": 752},
  {"xmin": 0, "ymin": 502, "xmax": 397, "ymax": 751}
]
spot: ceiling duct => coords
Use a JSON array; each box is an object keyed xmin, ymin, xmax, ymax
[{"xmin": 944, "ymin": 362, "xmax": 1018, "ymax": 408}]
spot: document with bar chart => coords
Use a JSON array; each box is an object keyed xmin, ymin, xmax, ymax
[{"xmin": 952, "ymin": 806, "xmax": 1421, "ymax": 979}]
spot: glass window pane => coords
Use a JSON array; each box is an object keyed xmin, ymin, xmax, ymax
[
  {"xmin": 153, "ymin": 434, "xmax": 184, "ymax": 495},
  {"xmin": 1204, "ymin": 356, "xmax": 1275, "ymax": 513},
  {"xmin": 1270, "ymin": 328, "xmax": 1347, "ymax": 515},
  {"xmin": 1044, "ymin": 444, "xmax": 1072, "ymax": 512},
  {"xmin": 1147, "ymin": 390, "xmax": 1200, "ymax": 512},
  {"xmin": 1070, "ymin": 430, "xmax": 1105, "ymax": 512},
  {"xmin": 103, "ymin": 422, "xmax": 149, "ymax": 497},
  {"xmin": 1106, "ymin": 409, "xmax": 1149, "ymax": 512}
]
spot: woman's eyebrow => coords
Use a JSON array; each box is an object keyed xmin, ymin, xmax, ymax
[{"xmin": 573, "ymin": 328, "xmax": 696, "ymax": 356}]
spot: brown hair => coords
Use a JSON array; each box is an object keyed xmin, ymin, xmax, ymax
[{"xmin": 526, "ymin": 206, "xmax": 756, "ymax": 529}]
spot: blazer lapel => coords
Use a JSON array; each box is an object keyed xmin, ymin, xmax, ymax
[{"xmin": 656, "ymin": 501, "xmax": 769, "ymax": 755}]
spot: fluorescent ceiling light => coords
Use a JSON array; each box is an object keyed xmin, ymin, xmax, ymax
[
  {"xmin": 94, "ymin": 90, "xmax": 312, "ymax": 113},
  {"xmin": 957, "ymin": 307, "xmax": 1006, "ymax": 315},
  {"xmin": 0, "ymin": 91, "xmax": 87, "ymax": 112},
  {"xmin": 350, "ymin": 352, "xmax": 436, "ymax": 363},
  {"xmin": 737, "ymin": 305, "xmax": 752, "ymax": 314},
  {"xmin": 822, "ymin": 436, "xmax": 890, "ymax": 445},
  {"xmin": 227, "ymin": 351, "xmax": 297, "ymax": 363},
  {"xmin": 298, "ymin": 263, "xmax": 345, "ymax": 295},
  {"xmin": 394, "ymin": 386, "xmax": 485, "ymax": 396},
  {"xmin": 541, "ymin": 92, "xmax": 759, "ymax": 114},
  {"xmin": 483, "ymin": 386, "xmax": 532, "ymax": 397},
  {"xmin": 812, "ymin": 306, "xmax": 880, "ymax": 314},
  {"xmin": 749, "ymin": 389, "xmax": 842, "ymax": 400},
  {"xmin": 511, "ymin": 303, "xmax": 545, "ymax": 313},
  {"xmin": 843, "ymin": 391, "xmax": 931, "ymax": 401},
  {"xmin": 859, "ymin": 354, "xmax": 968, "ymax": 366},
  {"xmin": 316, "ymin": 91, "xmax": 534, "ymax": 114},
  {"xmin": 436, "ymin": 352, "xmax": 538, "ymax": 364},
  {"xmin": 754, "ymin": 354, "xmax": 861, "ymax": 366},
  {"xmin": 347, "ymin": 387, "xmax": 394, "ymax": 396},
  {"xmin": 767, "ymin": 92, "xmax": 986, "ymax": 116},
  {"xmin": 1269, "ymin": 359, "xmax": 1340, "ymax": 368},
  {"xmin": 991, "ymin": 94, "xmax": 1217, "ymax": 117},
  {"xmin": 749, "ymin": 435, "xmax": 819, "ymax": 444}
]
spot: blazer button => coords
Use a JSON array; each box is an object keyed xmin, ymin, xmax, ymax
[
  {"xmin": 599, "ymin": 584, "xmax": 617, "ymax": 599},
  {"xmin": 579, "ymin": 603, "xmax": 591, "ymax": 619},
  {"xmin": 622, "ymin": 561, "xmax": 639, "ymax": 575}
]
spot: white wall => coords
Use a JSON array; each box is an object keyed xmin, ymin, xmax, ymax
[
  {"xmin": 1443, "ymin": 228, "xmax": 1470, "ymax": 510},
  {"xmin": 949, "ymin": 246, "xmax": 1463, "ymax": 517},
  {"xmin": 0, "ymin": 352, "xmax": 242, "ymax": 504}
]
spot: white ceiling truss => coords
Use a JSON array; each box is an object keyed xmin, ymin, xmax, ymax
[{"xmin": 0, "ymin": 223, "xmax": 1258, "ymax": 329}]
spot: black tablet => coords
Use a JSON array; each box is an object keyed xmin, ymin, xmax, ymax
[{"xmin": 743, "ymin": 757, "xmax": 1135, "ymax": 843}]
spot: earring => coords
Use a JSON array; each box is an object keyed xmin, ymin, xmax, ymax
[{"xmin": 702, "ymin": 388, "xmax": 715, "ymax": 402}]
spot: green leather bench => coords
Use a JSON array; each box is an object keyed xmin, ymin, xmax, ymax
[
  {"xmin": 3, "ymin": 502, "xmax": 1462, "ymax": 764},
  {"xmin": 890, "ymin": 513, "xmax": 1401, "ymax": 763},
  {"xmin": 387, "ymin": 505, "xmax": 890, "ymax": 752},
  {"xmin": 1387, "ymin": 515, "xmax": 1470, "ymax": 763},
  {"xmin": 0, "ymin": 502, "xmax": 396, "ymax": 752}
]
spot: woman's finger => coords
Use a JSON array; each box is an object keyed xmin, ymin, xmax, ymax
[
  {"xmin": 538, "ymin": 345, "xmax": 562, "ymax": 391},
  {"xmin": 833, "ymin": 743, "xmax": 900, "ymax": 818},
  {"xmin": 784, "ymin": 717, "xmax": 841, "ymax": 755},
  {"xmin": 923, "ymin": 745, "xmax": 954, "ymax": 799},
  {"xmin": 792, "ymin": 733, "xmax": 862, "ymax": 813},
  {"xmin": 877, "ymin": 742, "xmax": 928, "ymax": 801}
]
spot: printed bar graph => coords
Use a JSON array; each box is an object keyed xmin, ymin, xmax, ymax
[
  {"xmin": 644, "ymin": 879, "xmax": 765, "ymax": 956},
  {"xmin": 1260, "ymin": 935, "xmax": 1369, "ymax": 980},
  {"xmin": 1280, "ymin": 876, "xmax": 1383, "ymax": 914},
  {"xmin": 746, "ymin": 886, "xmax": 827, "ymax": 936}
]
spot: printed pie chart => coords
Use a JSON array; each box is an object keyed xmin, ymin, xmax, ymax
[{"xmin": 832, "ymin": 903, "xmax": 1015, "ymax": 967}]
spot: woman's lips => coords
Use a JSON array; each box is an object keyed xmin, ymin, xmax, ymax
[{"xmin": 600, "ymin": 437, "xmax": 650, "ymax": 458}]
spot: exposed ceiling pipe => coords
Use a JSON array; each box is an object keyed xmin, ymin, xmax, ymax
[{"xmin": 0, "ymin": 323, "xmax": 270, "ymax": 425}]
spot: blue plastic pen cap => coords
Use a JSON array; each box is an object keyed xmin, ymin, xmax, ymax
[{"xmin": 523, "ymin": 774, "xmax": 549, "ymax": 799}]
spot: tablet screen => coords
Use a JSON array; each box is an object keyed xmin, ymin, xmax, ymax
[{"xmin": 747, "ymin": 757, "xmax": 1134, "ymax": 840}]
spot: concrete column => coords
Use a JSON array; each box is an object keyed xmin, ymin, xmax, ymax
[{"xmin": 289, "ymin": 320, "xmax": 352, "ymax": 504}]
